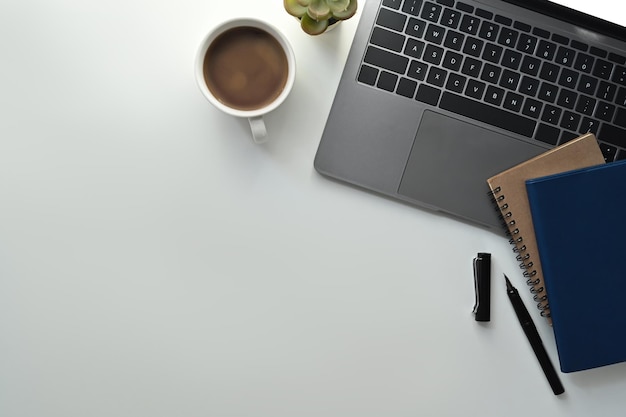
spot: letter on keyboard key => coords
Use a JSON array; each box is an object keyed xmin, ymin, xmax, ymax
[{"xmin": 439, "ymin": 92, "xmax": 536, "ymax": 137}]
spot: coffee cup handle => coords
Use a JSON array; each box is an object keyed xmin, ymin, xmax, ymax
[{"xmin": 248, "ymin": 116, "xmax": 268, "ymax": 144}]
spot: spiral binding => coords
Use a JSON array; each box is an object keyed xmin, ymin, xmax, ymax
[{"xmin": 488, "ymin": 187, "xmax": 551, "ymax": 317}]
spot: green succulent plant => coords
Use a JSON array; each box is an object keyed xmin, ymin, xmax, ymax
[{"xmin": 284, "ymin": 0, "xmax": 358, "ymax": 35}]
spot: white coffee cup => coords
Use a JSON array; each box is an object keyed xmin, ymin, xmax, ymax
[{"xmin": 195, "ymin": 18, "xmax": 296, "ymax": 144}]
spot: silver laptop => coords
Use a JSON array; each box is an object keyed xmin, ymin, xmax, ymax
[{"xmin": 314, "ymin": 0, "xmax": 626, "ymax": 228}]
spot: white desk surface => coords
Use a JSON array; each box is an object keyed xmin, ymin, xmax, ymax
[{"xmin": 1, "ymin": 1, "xmax": 625, "ymax": 416}]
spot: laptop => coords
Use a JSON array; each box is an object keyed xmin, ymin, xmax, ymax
[{"xmin": 314, "ymin": 0, "xmax": 626, "ymax": 228}]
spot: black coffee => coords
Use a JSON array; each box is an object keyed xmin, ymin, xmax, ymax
[{"xmin": 203, "ymin": 26, "xmax": 289, "ymax": 111}]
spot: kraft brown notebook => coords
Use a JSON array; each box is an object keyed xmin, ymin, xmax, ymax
[{"xmin": 487, "ymin": 133, "xmax": 604, "ymax": 321}]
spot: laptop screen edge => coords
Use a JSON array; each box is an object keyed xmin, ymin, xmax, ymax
[{"xmin": 501, "ymin": 0, "xmax": 626, "ymax": 42}]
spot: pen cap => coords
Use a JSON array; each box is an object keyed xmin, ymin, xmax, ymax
[{"xmin": 473, "ymin": 253, "xmax": 491, "ymax": 322}]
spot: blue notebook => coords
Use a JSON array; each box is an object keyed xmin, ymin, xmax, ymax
[{"xmin": 526, "ymin": 159, "xmax": 626, "ymax": 373}]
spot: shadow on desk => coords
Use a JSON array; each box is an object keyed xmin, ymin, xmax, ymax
[{"xmin": 567, "ymin": 363, "xmax": 626, "ymax": 390}]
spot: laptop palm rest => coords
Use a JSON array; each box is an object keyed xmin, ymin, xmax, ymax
[{"xmin": 398, "ymin": 111, "xmax": 545, "ymax": 228}]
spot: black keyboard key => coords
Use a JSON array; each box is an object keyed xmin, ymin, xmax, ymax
[
  {"xmin": 593, "ymin": 59, "xmax": 614, "ymax": 79},
  {"xmin": 517, "ymin": 33, "xmax": 538, "ymax": 54},
  {"xmin": 378, "ymin": 71, "xmax": 398, "ymax": 91},
  {"xmin": 574, "ymin": 53, "xmax": 594, "ymax": 73},
  {"xmin": 397, "ymin": 77, "xmax": 418, "ymax": 98},
  {"xmin": 503, "ymin": 92, "xmax": 524, "ymax": 112},
  {"xmin": 498, "ymin": 28, "xmax": 519, "ymax": 48},
  {"xmin": 551, "ymin": 33, "xmax": 570, "ymax": 45},
  {"xmin": 377, "ymin": 8, "xmax": 408, "ymax": 32},
  {"xmin": 439, "ymin": 92, "xmax": 536, "ymax": 137},
  {"xmin": 560, "ymin": 68, "xmax": 580, "ymax": 89},
  {"xmin": 616, "ymin": 149, "xmax": 626, "ymax": 160},
  {"xmin": 459, "ymin": 15, "xmax": 480, "ymax": 35},
  {"xmin": 358, "ymin": 65, "xmax": 378, "ymax": 85},
  {"xmin": 514, "ymin": 21, "xmax": 531, "ymax": 32},
  {"xmin": 536, "ymin": 40, "xmax": 557, "ymax": 60},
  {"xmin": 421, "ymin": 2, "xmax": 443, "ymax": 22},
  {"xmin": 560, "ymin": 111, "xmax": 580, "ymax": 131},
  {"xmin": 416, "ymin": 84, "xmax": 441, "ymax": 105},
  {"xmin": 616, "ymin": 87, "xmax": 626, "ymax": 106},
  {"xmin": 463, "ymin": 37, "xmax": 484, "ymax": 57},
  {"xmin": 571, "ymin": 40, "xmax": 588, "ymax": 51},
  {"xmin": 405, "ymin": 39, "xmax": 426, "ymax": 58},
  {"xmin": 461, "ymin": 57, "xmax": 482, "ymax": 77},
  {"xmin": 475, "ymin": 8, "xmax": 493, "ymax": 20},
  {"xmin": 597, "ymin": 81, "xmax": 617, "ymax": 101},
  {"xmin": 441, "ymin": 8, "xmax": 461, "ymax": 28},
  {"xmin": 556, "ymin": 89, "xmax": 577, "ymax": 109},
  {"xmin": 532, "ymin": 27, "xmax": 550, "ymax": 39},
  {"xmin": 456, "ymin": 2, "xmax": 473, "ymax": 13},
  {"xmin": 485, "ymin": 85, "xmax": 505, "ymax": 106},
  {"xmin": 499, "ymin": 69, "xmax": 520, "ymax": 91},
  {"xmin": 539, "ymin": 62, "xmax": 559, "ymax": 82},
  {"xmin": 478, "ymin": 21, "xmax": 499, "ymax": 42},
  {"xmin": 482, "ymin": 43, "xmax": 503, "ymax": 63},
  {"xmin": 466, "ymin": 79, "xmax": 486, "ymax": 99},
  {"xmin": 538, "ymin": 82, "xmax": 558, "ymax": 103},
  {"xmin": 442, "ymin": 50, "xmax": 463, "ymax": 71},
  {"xmin": 495, "ymin": 15, "xmax": 513, "ymax": 26},
  {"xmin": 427, "ymin": 66, "xmax": 448, "ymax": 87},
  {"xmin": 576, "ymin": 95, "xmax": 596, "ymax": 116},
  {"xmin": 541, "ymin": 105, "xmax": 562, "ymax": 125},
  {"xmin": 598, "ymin": 124, "xmax": 626, "ymax": 148},
  {"xmin": 502, "ymin": 49, "xmax": 522, "ymax": 70},
  {"xmin": 609, "ymin": 53, "xmax": 626, "ymax": 65},
  {"xmin": 423, "ymin": 44, "xmax": 444, "ymax": 64},
  {"xmin": 403, "ymin": 0, "xmax": 424, "ymax": 16},
  {"xmin": 364, "ymin": 46, "xmax": 409, "ymax": 74},
  {"xmin": 438, "ymin": 0, "xmax": 454, "ymax": 7},
  {"xmin": 577, "ymin": 75, "xmax": 597, "ymax": 95},
  {"xmin": 446, "ymin": 73, "xmax": 467, "ymax": 93},
  {"xmin": 408, "ymin": 60, "xmax": 428, "ymax": 80},
  {"xmin": 424, "ymin": 23, "xmax": 447, "ymax": 44},
  {"xmin": 595, "ymin": 102, "xmax": 616, "ymax": 122},
  {"xmin": 555, "ymin": 46, "xmax": 575, "ymax": 67},
  {"xmin": 480, "ymin": 63, "xmax": 501, "ymax": 84},
  {"xmin": 598, "ymin": 142, "xmax": 618, "ymax": 161},
  {"xmin": 371, "ymin": 27, "xmax": 406, "ymax": 52},
  {"xmin": 590, "ymin": 46, "xmax": 608, "ymax": 58},
  {"xmin": 580, "ymin": 117, "xmax": 600, "ymax": 134},
  {"xmin": 522, "ymin": 98, "xmax": 543, "ymax": 119},
  {"xmin": 536, "ymin": 123, "xmax": 560, "ymax": 145},
  {"xmin": 383, "ymin": 0, "xmax": 403, "ymax": 10},
  {"xmin": 519, "ymin": 76, "xmax": 540, "ymax": 96},
  {"xmin": 560, "ymin": 131, "xmax": 579, "ymax": 143},
  {"xmin": 614, "ymin": 107, "xmax": 626, "ymax": 128},
  {"xmin": 444, "ymin": 30, "xmax": 465, "ymax": 50},
  {"xmin": 520, "ymin": 55, "xmax": 541, "ymax": 76},
  {"xmin": 406, "ymin": 18, "xmax": 427, "ymax": 38},
  {"xmin": 612, "ymin": 66, "xmax": 626, "ymax": 85}
]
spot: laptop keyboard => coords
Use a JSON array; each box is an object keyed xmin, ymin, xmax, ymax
[{"xmin": 358, "ymin": 0, "xmax": 626, "ymax": 162}]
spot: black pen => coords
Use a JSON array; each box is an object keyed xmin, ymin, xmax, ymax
[{"xmin": 505, "ymin": 275, "xmax": 565, "ymax": 395}]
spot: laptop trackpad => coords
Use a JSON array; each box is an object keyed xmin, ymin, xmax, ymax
[{"xmin": 398, "ymin": 111, "xmax": 544, "ymax": 227}]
